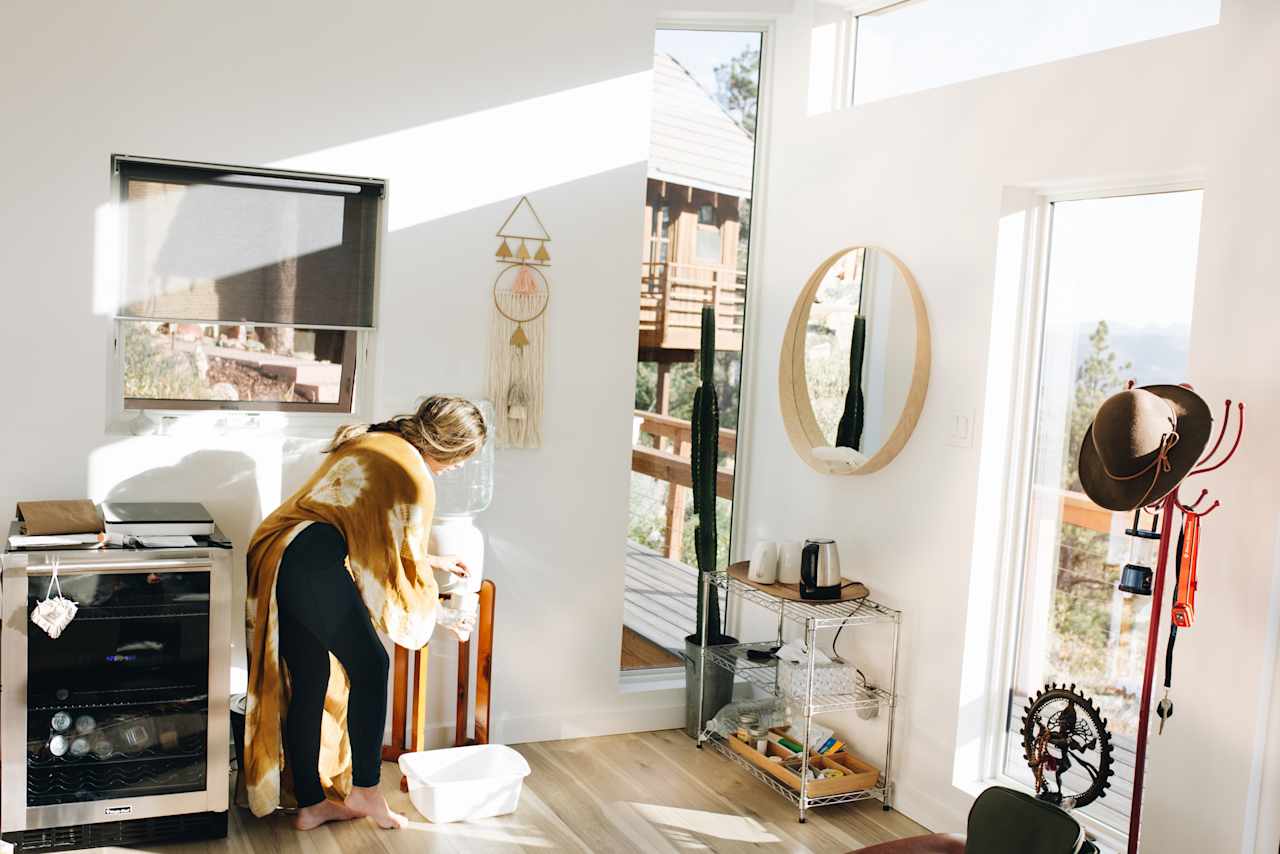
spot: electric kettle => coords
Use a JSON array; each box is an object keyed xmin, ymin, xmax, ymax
[{"xmin": 800, "ymin": 538, "xmax": 842, "ymax": 600}]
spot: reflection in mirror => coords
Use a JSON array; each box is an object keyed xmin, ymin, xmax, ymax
[{"xmin": 803, "ymin": 248, "xmax": 917, "ymax": 467}]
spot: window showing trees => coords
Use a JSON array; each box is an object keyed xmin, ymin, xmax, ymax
[
  {"xmin": 1001, "ymin": 190, "xmax": 1203, "ymax": 833},
  {"xmin": 113, "ymin": 156, "xmax": 381, "ymax": 413}
]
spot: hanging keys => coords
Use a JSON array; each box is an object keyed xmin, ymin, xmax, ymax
[{"xmin": 1156, "ymin": 690, "xmax": 1174, "ymax": 735}]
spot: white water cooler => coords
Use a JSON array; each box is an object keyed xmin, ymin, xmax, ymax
[{"xmin": 429, "ymin": 400, "xmax": 495, "ymax": 639}]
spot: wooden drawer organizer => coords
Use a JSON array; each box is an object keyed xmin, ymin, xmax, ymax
[{"xmin": 723, "ymin": 730, "xmax": 879, "ymax": 798}]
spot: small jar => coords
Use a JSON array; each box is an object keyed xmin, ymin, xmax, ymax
[
  {"xmin": 74, "ymin": 715, "xmax": 96, "ymax": 735},
  {"xmin": 736, "ymin": 711, "xmax": 760, "ymax": 742},
  {"xmin": 69, "ymin": 737, "xmax": 91, "ymax": 757},
  {"xmin": 749, "ymin": 725, "xmax": 769, "ymax": 754},
  {"xmin": 50, "ymin": 711, "xmax": 72, "ymax": 733},
  {"xmin": 48, "ymin": 735, "xmax": 69, "ymax": 757}
]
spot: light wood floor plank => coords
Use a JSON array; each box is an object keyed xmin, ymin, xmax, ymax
[
  {"xmin": 523, "ymin": 739, "xmax": 676, "ymax": 853},
  {"xmin": 62, "ymin": 730, "xmax": 927, "ymax": 854}
]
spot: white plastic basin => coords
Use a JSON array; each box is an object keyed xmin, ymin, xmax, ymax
[{"xmin": 398, "ymin": 744, "xmax": 531, "ymax": 823}]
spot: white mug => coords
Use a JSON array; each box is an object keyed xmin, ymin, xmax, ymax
[
  {"xmin": 777, "ymin": 541, "xmax": 803, "ymax": 584},
  {"xmin": 748, "ymin": 541, "xmax": 779, "ymax": 584}
]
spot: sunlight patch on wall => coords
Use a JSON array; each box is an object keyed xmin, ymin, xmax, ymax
[
  {"xmin": 93, "ymin": 203, "xmax": 121, "ymax": 317},
  {"xmin": 952, "ymin": 194, "xmax": 1038, "ymax": 791},
  {"xmin": 270, "ymin": 71, "xmax": 652, "ymax": 232}
]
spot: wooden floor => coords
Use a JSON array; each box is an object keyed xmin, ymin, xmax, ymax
[
  {"xmin": 152, "ymin": 730, "xmax": 926, "ymax": 854},
  {"xmin": 621, "ymin": 626, "xmax": 684, "ymax": 670}
]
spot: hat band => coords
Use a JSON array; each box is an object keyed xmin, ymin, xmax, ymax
[{"xmin": 1097, "ymin": 429, "xmax": 1181, "ymax": 509}]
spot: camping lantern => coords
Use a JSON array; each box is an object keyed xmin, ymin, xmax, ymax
[{"xmin": 1118, "ymin": 509, "xmax": 1161, "ymax": 596}]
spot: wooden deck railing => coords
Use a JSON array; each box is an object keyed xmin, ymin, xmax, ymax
[
  {"xmin": 1057, "ymin": 489, "xmax": 1112, "ymax": 533},
  {"xmin": 631, "ymin": 409, "xmax": 736, "ymax": 560},
  {"xmin": 639, "ymin": 261, "xmax": 746, "ymax": 353}
]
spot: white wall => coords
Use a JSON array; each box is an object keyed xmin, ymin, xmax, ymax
[
  {"xmin": 738, "ymin": 1, "xmax": 1280, "ymax": 851},
  {"xmin": 5, "ymin": 2, "xmax": 1279, "ymax": 851},
  {"xmin": 0, "ymin": 0, "xmax": 697, "ymax": 748}
]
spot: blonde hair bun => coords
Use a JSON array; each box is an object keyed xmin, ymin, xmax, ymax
[{"xmin": 326, "ymin": 395, "xmax": 488, "ymax": 464}]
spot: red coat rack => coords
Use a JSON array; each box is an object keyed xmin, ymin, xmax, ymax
[{"xmin": 1127, "ymin": 396, "xmax": 1244, "ymax": 853}]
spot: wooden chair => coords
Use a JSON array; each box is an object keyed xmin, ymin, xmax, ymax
[{"xmin": 383, "ymin": 579, "xmax": 495, "ymax": 790}]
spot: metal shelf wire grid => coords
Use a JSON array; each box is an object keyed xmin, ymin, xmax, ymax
[
  {"xmin": 705, "ymin": 642, "xmax": 896, "ymax": 714},
  {"xmin": 703, "ymin": 733, "xmax": 889, "ymax": 809},
  {"xmin": 710, "ymin": 572, "xmax": 900, "ymax": 628}
]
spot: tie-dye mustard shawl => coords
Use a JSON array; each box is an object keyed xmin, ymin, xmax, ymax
[{"xmin": 244, "ymin": 431, "xmax": 437, "ymax": 816}]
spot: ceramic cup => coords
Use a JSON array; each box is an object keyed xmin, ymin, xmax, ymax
[
  {"xmin": 748, "ymin": 541, "xmax": 779, "ymax": 584},
  {"xmin": 777, "ymin": 541, "xmax": 803, "ymax": 584}
]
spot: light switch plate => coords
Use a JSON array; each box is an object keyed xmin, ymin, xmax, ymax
[{"xmin": 946, "ymin": 409, "xmax": 975, "ymax": 448}]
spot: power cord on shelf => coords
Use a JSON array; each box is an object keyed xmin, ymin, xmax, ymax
[{"xmin": 829, "ymin": 583, "xmax": 868, "ymax": 665}]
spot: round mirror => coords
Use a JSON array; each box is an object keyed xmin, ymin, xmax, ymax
[{"xmin": 779, "ymin": 246, "xmax": 930, "ymax": 475}]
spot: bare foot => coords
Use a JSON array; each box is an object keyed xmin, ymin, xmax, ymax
[
  {"xmin": 293, "ymin": 798, "xmax": 359, "ymax": 830},
  {"xmin": 345, "ymin": 784, "xmax": 409, "ymax": 830}
]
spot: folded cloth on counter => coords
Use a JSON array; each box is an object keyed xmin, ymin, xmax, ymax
[{"xmin": 16, "ymin": 500, "xmax": 103, "ymax": 535}]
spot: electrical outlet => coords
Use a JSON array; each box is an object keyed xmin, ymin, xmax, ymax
[{"xmin": 946, "ymin": 410, "xmax": 975, "ymax": 448}]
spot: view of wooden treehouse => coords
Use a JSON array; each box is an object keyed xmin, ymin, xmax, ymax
[{"xmin": 623, "ymin": 52, "xmax": 755, "ymax": 669}]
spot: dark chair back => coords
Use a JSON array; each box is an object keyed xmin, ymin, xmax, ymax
[{"xmin": 965, "ymin": 787, "xmax": 1092, "ymax": 854}]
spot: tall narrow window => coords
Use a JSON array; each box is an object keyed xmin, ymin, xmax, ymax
[
  {"xmin": 623, "ymin": 29, "xmax": 762, "ymax": 671},
  {"xmin": 1001, "ymin": 190, "xmax": 1203, "ymax": 836}
]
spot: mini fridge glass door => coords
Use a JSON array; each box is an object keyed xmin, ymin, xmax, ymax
[{"xmin": 26, "ymin": 569, "xmax": 210, "ymax": 807}]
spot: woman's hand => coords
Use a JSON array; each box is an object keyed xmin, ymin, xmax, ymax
[{"xmin": 430, "ymin": 555, "xmax": 469, "ymax": 578}]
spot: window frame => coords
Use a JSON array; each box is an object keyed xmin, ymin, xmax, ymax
[
  {"xmin": 105, "ymin": 156, "xmax": 385, "ymax": 426},
  {"xmin": 981, "ymin": 179, "xmax": 1205, "ymax": 851}
]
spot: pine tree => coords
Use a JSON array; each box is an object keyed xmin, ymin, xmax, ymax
[
  {"xmin": 713, "ymin": 47, "xmax": 759, "ymax": 137},
  {"xmin": 1063, "ymin": 321, "xmax": 1131, "ymax": 492}
]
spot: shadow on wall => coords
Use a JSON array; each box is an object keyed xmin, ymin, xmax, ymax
[
  {"xmin": 103, "ymin": 449, "xmax": 262, "ymax": 683},
  {"xmin": 280, "ymin": 439, "xmax": 328, "ymax": 504},
  {"xmin": 102, "ymin": 450, "xmax": 264, "ymax": 546}
]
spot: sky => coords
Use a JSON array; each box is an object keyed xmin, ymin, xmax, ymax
[
  {"xmin": 655, "ymin": 29, "xmax": 761, "ymax": 97},
  {"xmin": 1046, "ymin": 190, "xmax": 1203, "ymax": 328}
]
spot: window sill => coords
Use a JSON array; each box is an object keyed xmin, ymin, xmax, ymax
[
  {"xmin": 618, "ymin": 666, "xmax": 685, "ymax": 693},
  {"xmin": 107, "ymin": 408, "xmax": 368, "ymax": 441}
]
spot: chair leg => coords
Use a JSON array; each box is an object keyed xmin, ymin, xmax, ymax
[
  {"xmin": 474, "ymin": 580, "xmax": 495, "ymax": 745},
  {"xmin": 455, "ymin": 636, "xmax": 471, "ymax": 747}
]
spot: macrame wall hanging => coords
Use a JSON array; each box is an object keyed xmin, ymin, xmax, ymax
[{"xmin": 489, "ymin": 195, "xmax": 551, "ymax": 448}]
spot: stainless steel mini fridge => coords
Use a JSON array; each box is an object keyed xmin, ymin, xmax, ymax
[{"xmin": 1, "ymin": 531, "xmax": 231, "ymax": 851}]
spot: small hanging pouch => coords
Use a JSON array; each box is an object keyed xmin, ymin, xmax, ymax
[{"xmin": 31, "ymin": 559, "xmax": 78, "ymax": 639}]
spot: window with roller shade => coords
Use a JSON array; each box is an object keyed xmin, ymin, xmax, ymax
[{"xmin": 113, "ymin": 156, "xmax": 384, "ymax": 412}]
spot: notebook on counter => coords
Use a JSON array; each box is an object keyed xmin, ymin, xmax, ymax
[{"xmin": 102, "ymin": 502, "xmax": 216, "ymax": 536}]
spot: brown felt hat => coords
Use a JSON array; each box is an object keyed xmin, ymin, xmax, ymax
[{"xmin": 1078, "ymin": 385, "xmax": 1212, "ymax": 512}]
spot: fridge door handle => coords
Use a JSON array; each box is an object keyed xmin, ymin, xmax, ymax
[{"xmin": 23, "ymin": 559, "xmax": 213, "ymax": 575}]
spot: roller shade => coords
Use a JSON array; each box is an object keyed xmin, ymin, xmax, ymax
[{"xmin": 115, "ymin": 156, "xmax": 382, "ymax": 328}]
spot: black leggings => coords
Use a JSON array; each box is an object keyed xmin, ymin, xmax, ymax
[{"xmin": 276, "ymin": 522, "xmax": 389, "ymax": 807}]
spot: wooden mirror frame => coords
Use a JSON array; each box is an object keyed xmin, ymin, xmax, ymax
[{"xmin": 779, "ymin": 246, "xmax": 931, "ymax": 475}]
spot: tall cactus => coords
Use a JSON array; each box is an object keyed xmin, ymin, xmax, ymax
[
  {"xmin": 691, "ymin": 305, "xmax": 721, "ymax": 642},
  {"xmin": 835, "ymin": 314, "xmax": 867, "ymax": 451}
]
